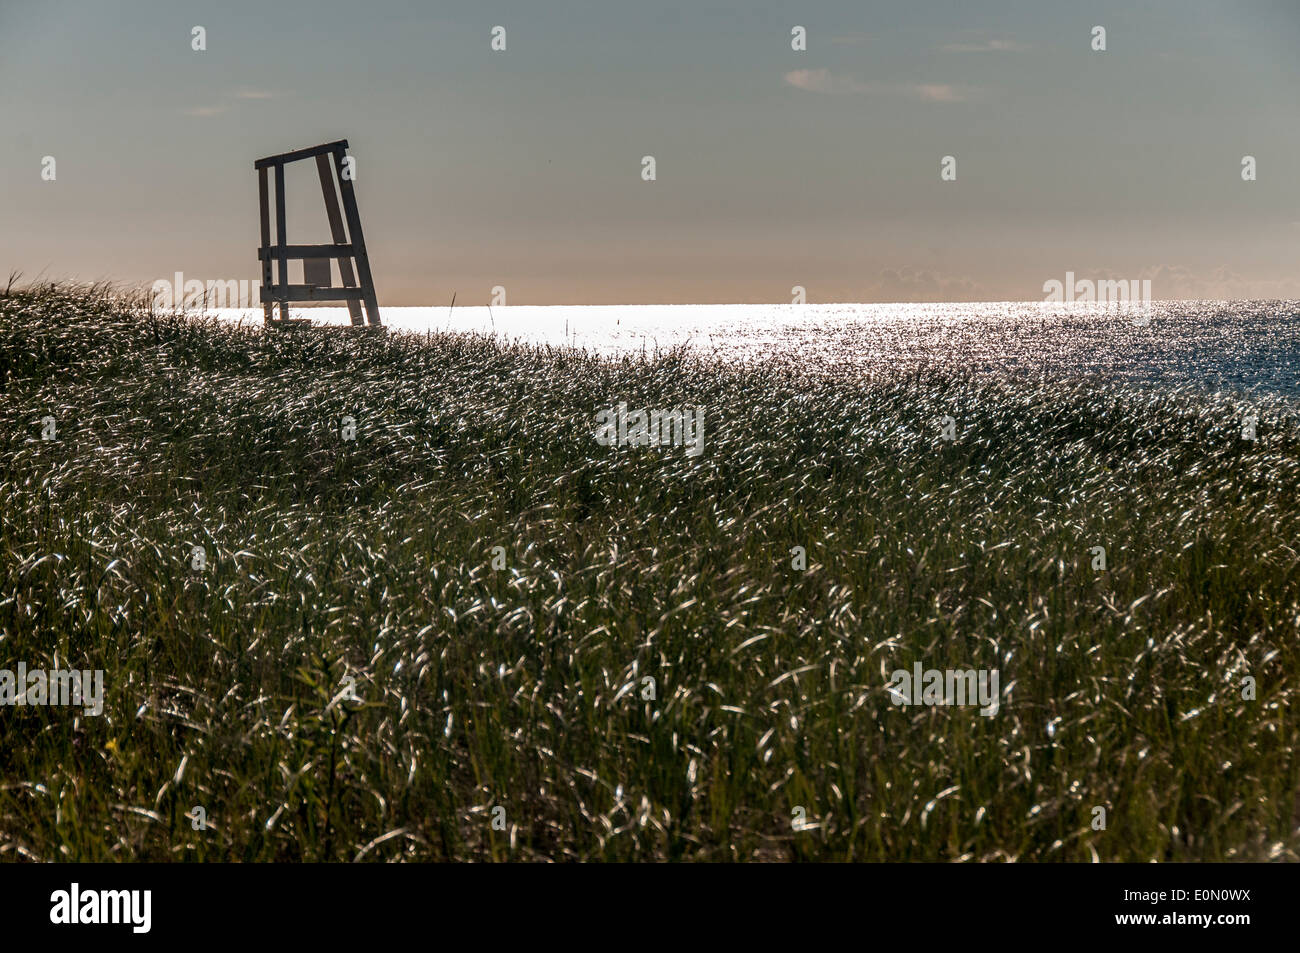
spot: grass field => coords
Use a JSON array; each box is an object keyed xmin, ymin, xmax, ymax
[{"xmin": 2, "ymin": 282, "xmax": 1298, "ymax": 861}]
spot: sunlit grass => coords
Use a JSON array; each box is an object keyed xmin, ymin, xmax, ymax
[{"xmin": 1, "ymin": 281, "xmax": 1298, "ymax": 861}]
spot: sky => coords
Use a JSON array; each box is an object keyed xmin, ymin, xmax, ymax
[{"xmin": 3, "ymin": 0, "xmax": 1300, "ymax": 305}]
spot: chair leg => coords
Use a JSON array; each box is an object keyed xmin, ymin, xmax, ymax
[
  {"xmin": 316, "ymin": 154, "xmax": 364, "ymax": 326},
  {"xmin": 275, "ymin": 163, "xmax": 289, "ymax": 323},
  {"xmin": 258, "ymin": 167, "xmax": 273, "ymax": 325},
  {"xmin": 334, "ymin": 148, "xmax": 381, "ymax": 327}
]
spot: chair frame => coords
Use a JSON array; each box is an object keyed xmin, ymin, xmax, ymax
[{"xmin": 254, "ymin": 139, "xmax": 381, "ymax": 327}]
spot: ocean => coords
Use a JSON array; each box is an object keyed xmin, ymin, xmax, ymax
[{"xmin": 216, "ymin": 300, "xmax": 1300, "ymax": 398}]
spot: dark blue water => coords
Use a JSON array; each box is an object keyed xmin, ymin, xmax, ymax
[{"xmin": 720, "ymin": 300, "xmax": 1300, "ymax": 398}]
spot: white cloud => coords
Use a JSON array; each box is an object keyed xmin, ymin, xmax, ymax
[
  {"xmin": 784, "ymin": 70, "xmax": 974, "ymax": 102},
  {"xmin": 783, "ymin": 69, "xmax": 872, "ymax": 95},
  {"xmin": 913, "ymin": 84, "xmax": 963, "ymax": 103},
  {"xmin": 941, "ymin": 37, "xmax": 1026, "ymax": 53}
]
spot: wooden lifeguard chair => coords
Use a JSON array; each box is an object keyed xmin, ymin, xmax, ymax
[{"xmin": 255, "ymin": 139, "xmax": 381, "ymax": 328}]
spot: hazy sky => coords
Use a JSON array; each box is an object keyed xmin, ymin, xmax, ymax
[{"xmin": 4, "ymin": 0, "xmax": 1300, "ymax": 304}]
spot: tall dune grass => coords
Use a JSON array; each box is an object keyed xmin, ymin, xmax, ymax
[{"xmin": 1, "ymin": 282, "xmax": 1298, "ymax": 861}]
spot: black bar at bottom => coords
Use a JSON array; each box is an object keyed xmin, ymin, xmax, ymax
[{"xmin": 0, "ymin": 861, "xmax": 1274, "ymax": 943}]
